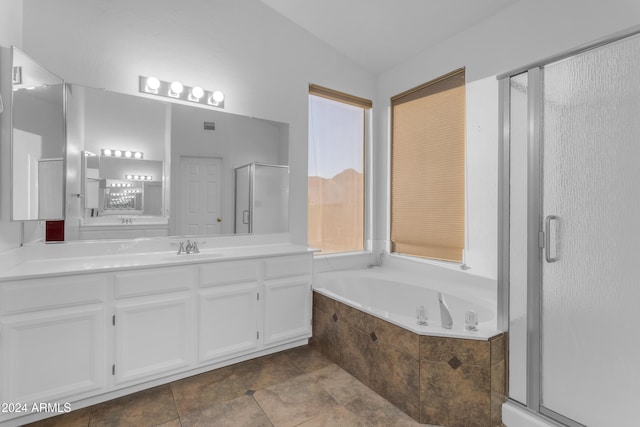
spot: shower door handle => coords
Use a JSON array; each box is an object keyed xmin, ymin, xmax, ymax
[{"xmin": 545, "ymin": 215, "xmax": 559, "ymax": 263}]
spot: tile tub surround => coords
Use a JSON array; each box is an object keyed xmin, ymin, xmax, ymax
[{"xmin": 310, "ymin": 292, "xmax": 506, "ymax": 427}]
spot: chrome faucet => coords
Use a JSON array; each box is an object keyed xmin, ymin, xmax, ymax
[
  {"xmin": 176, "ymin": 240, "xmax": 200, "ymax": 255},
  {"xmin": 438, "ymin": 292, "xmax": 453, "ymax": 329},
  {"xmin": 184, "ymin": 240, "xmax": 200, "ymax": 254}
]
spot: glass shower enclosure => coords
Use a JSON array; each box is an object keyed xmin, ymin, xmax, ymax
[
  {"xmin": 500, "ymin": 30, "xmax": 640, "ymax": 427},
  {"xmin": 234, "ymin": 162, "xmax": 289, "ymax": 234}
]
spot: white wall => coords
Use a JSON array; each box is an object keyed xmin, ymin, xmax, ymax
[
  {"xmin": 0, "ymin": 0, "xmax": 22, "ymax": 48},
  {"xmin": 0, "ymin": 0, "xmax": 23, "ymax": 252},
  {"xmin": 83, "ymin": 89, "xmax": 168, "ymax": 161},
  {"xmin": 21, "ymin": 0, "xmax": 376, "ymax": 245},
  {"xmin": 374, "ymin": 0, "xmax": 640, "ymax": 279}
]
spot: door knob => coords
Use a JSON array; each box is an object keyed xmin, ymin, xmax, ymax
[{"xmin": 217, "ymin": 217, "xmax": 222, "ymax": 222}]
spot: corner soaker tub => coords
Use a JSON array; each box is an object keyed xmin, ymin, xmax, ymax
[{"xmin": 311, "ymin": 268, "xmax": 505, "ymax": 427}]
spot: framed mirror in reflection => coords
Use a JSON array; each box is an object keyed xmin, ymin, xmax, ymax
[
  {"xmin": 11, "ymin": 47, "xmax": 65, "ymax": 221},
  {"xmin": 67, "ymin": 84, "xmax": 289, "ymax": 240},
  {"xmin": 82, "ymin": 153, "xmax": 164, "ymax": 216}
]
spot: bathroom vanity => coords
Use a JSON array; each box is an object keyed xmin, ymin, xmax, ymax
[{"xmin": 0, "ymin": 241, "xmax": 313, "ymax": 426}]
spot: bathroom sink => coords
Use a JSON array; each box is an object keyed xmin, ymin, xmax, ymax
[{"xmin": 163, "ymin": 252, "xmax": 223, "ymax": 262}]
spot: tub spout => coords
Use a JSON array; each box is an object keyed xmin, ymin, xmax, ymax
[{"xmin": 438, "ymin": 292, "xmax": 453, "ymax": 329}]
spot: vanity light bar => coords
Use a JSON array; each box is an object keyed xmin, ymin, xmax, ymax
[
  {"xmin": 139, "ymin": 76, "xmax": 225, "ymax": 109},
  {"xmin": 109, "ymin": 193, "xmax": 135, "ymax": 198},
  {"xmin": 110, "ymin": 183, "xmax": 133, "ymax": 188},
  {"xmin": 125, "ymin": 174, "xmax": 153, "ymax": 181},
  {"xmin": 102, "ymin": 148, "xmax": 143, "ymax": 159}
]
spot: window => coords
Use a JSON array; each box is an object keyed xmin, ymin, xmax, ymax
[
  {"xmin": 390, "ymin": 68, "xmax": 465, "ymax": 262},
  {"xmin": 308, "ymin": 84, "xmax": 371, "ymax": 254}
]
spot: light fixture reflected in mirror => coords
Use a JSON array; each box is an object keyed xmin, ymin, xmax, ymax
[
  {"xmin": 139, "ymin": 76, "xmax": 224, "ymax": 109},
  {"xmin": 101, "ymin": 148, "xmax": 144, "ymax": 159},
  {"xmin": 125, "ymin": 174, "xmax": 153, "ymax": 181}
]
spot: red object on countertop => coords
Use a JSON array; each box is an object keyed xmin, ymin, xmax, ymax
[{"xmin": 46, "ymin": 220, "xmax": 64, "ymax": 242}]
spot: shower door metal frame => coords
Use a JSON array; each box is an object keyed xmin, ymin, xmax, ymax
[
  {"xmin": 498, "ymin": 24, "xmax": 640, "ymax": 427},
  {"xmin": 234, "ymin": 162, "xmax": 290, "ymax": 234}
]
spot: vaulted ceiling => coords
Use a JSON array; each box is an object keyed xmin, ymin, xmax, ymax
[{"xmin": 261, "ymin": 0, "xmax": 518, "ymax": 74}]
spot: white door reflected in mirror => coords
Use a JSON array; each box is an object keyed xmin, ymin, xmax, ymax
[{"xmin": 179, "ymin": 157, "xmax": 222, "ymax": 236}]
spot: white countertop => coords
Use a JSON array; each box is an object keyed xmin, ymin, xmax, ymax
[
  {"xmin": 79, "ymin": 216, "xmax": 169, "ymax": 227},
  {"xmin": 0, "ymin": 237, "xmax": 314, "ymax": 281}
]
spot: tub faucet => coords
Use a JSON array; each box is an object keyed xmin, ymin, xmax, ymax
[{"xmin": 438, "ymin": 292, "xmax": 453, "ymax": 329}]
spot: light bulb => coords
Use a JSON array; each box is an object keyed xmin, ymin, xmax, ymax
[
  {"xmin": 103, "ymin": 149, "xmax": 112, "ymax": 156},
  {"xmin": 169, "ymin": 81, "xmax": 183, "ymax": 97},
  {"xmin": 114, "ymin": 150, "xmax": 122, "ymax": 157},
  {"xmin": 212, "ymin": 91, "xmax": 224, "ymax": 103},
  {"xmin": 146, "ymin": 76, "xmax": 160, "ymax": 93},
  {"xmin": 124, "ymin": 151, "xmax": 132, "ymax": 158},
  {"xmin": 134, "ymin": 152, "xmax": 143, "ymax": 159},
  {"xmin": 191, "ymin": 86, "xmax": 204, "ymax": 100}
]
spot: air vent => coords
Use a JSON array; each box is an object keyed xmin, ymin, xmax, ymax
[{"xmin": 204, "ymin": 121, "xmax": 216, "ymax": 131}]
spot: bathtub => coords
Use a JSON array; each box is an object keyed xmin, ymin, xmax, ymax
[
  {"xmin": 313, "ymin": 267, "xmax": 499, "ymax": 340},
  {"xmin": 310, "ymin": 267, "xmax": 506, "ymax": 426}
]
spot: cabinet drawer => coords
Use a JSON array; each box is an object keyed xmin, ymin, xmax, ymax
[
  {"xmin": 264, "ymin": 255, "xmax": 312, "ymax": 280},
  {"xmin": 115, "ymin": 266, "xmax": 194, "ymax": 299},
  {"xmin": 0, "ymin": 275, "xmax": 107, "ymax": 315},
  {"xmin": 200, "ymin": 260, "xmax": 260, "ymax": 287}
]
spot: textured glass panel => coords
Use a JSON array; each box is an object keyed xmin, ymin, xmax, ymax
[
  {"xmin": 541, "ymin": 34, "xmax": 640, "ymax": 426},
  {"xmin": 253, "ymin": 164, "xmax": 289, "ymax": 234},
  {"xmin": 508, "ymin": 72, "xmax": 528, "ymax": 404}
]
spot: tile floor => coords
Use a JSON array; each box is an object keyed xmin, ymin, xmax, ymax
[{"xmin": 25, "ymin": 346, "xmax": 439, "ymax": 427}]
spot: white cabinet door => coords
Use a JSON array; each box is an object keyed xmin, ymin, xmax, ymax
[
  {"xmin": 263, "ymin": 278, "xmax": 311, "ymax": 346},
  {"xmin": 114, "ymin": 295, "xmax": 193, "ymax": 385},
  {"xmin": 198, "ymin": 283, "xmax": 260, "ymax": 363},
  {"xmin": 1, "ymin": 305, "xmax": 106, "ymax": 404}
]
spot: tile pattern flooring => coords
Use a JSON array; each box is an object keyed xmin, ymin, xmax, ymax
[{"xmin": 26, "ymin": 346, "xmax": 440, "ymax": 427}]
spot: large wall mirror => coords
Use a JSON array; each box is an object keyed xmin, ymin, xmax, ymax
[
  {"xmin": 11, "ymin": 47, "xmax": 65, "ymax": 221},
  {"xmin": 67, "ymin": 84, "xmax": 289, "ymax": 240}
]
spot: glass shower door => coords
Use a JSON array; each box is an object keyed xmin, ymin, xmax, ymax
[{"xmin": 540, "ymin": 33, "xmax": 640, "ymax": 426}]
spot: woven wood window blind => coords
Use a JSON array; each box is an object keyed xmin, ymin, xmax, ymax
[{"xmin": 390, "ymin": 68, "xmax": 465, "ymax": 262}]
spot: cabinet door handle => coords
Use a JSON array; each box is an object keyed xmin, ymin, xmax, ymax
[{"xmin": 545, "ymin": 215, "xmax": 559, "ymax": 263}]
